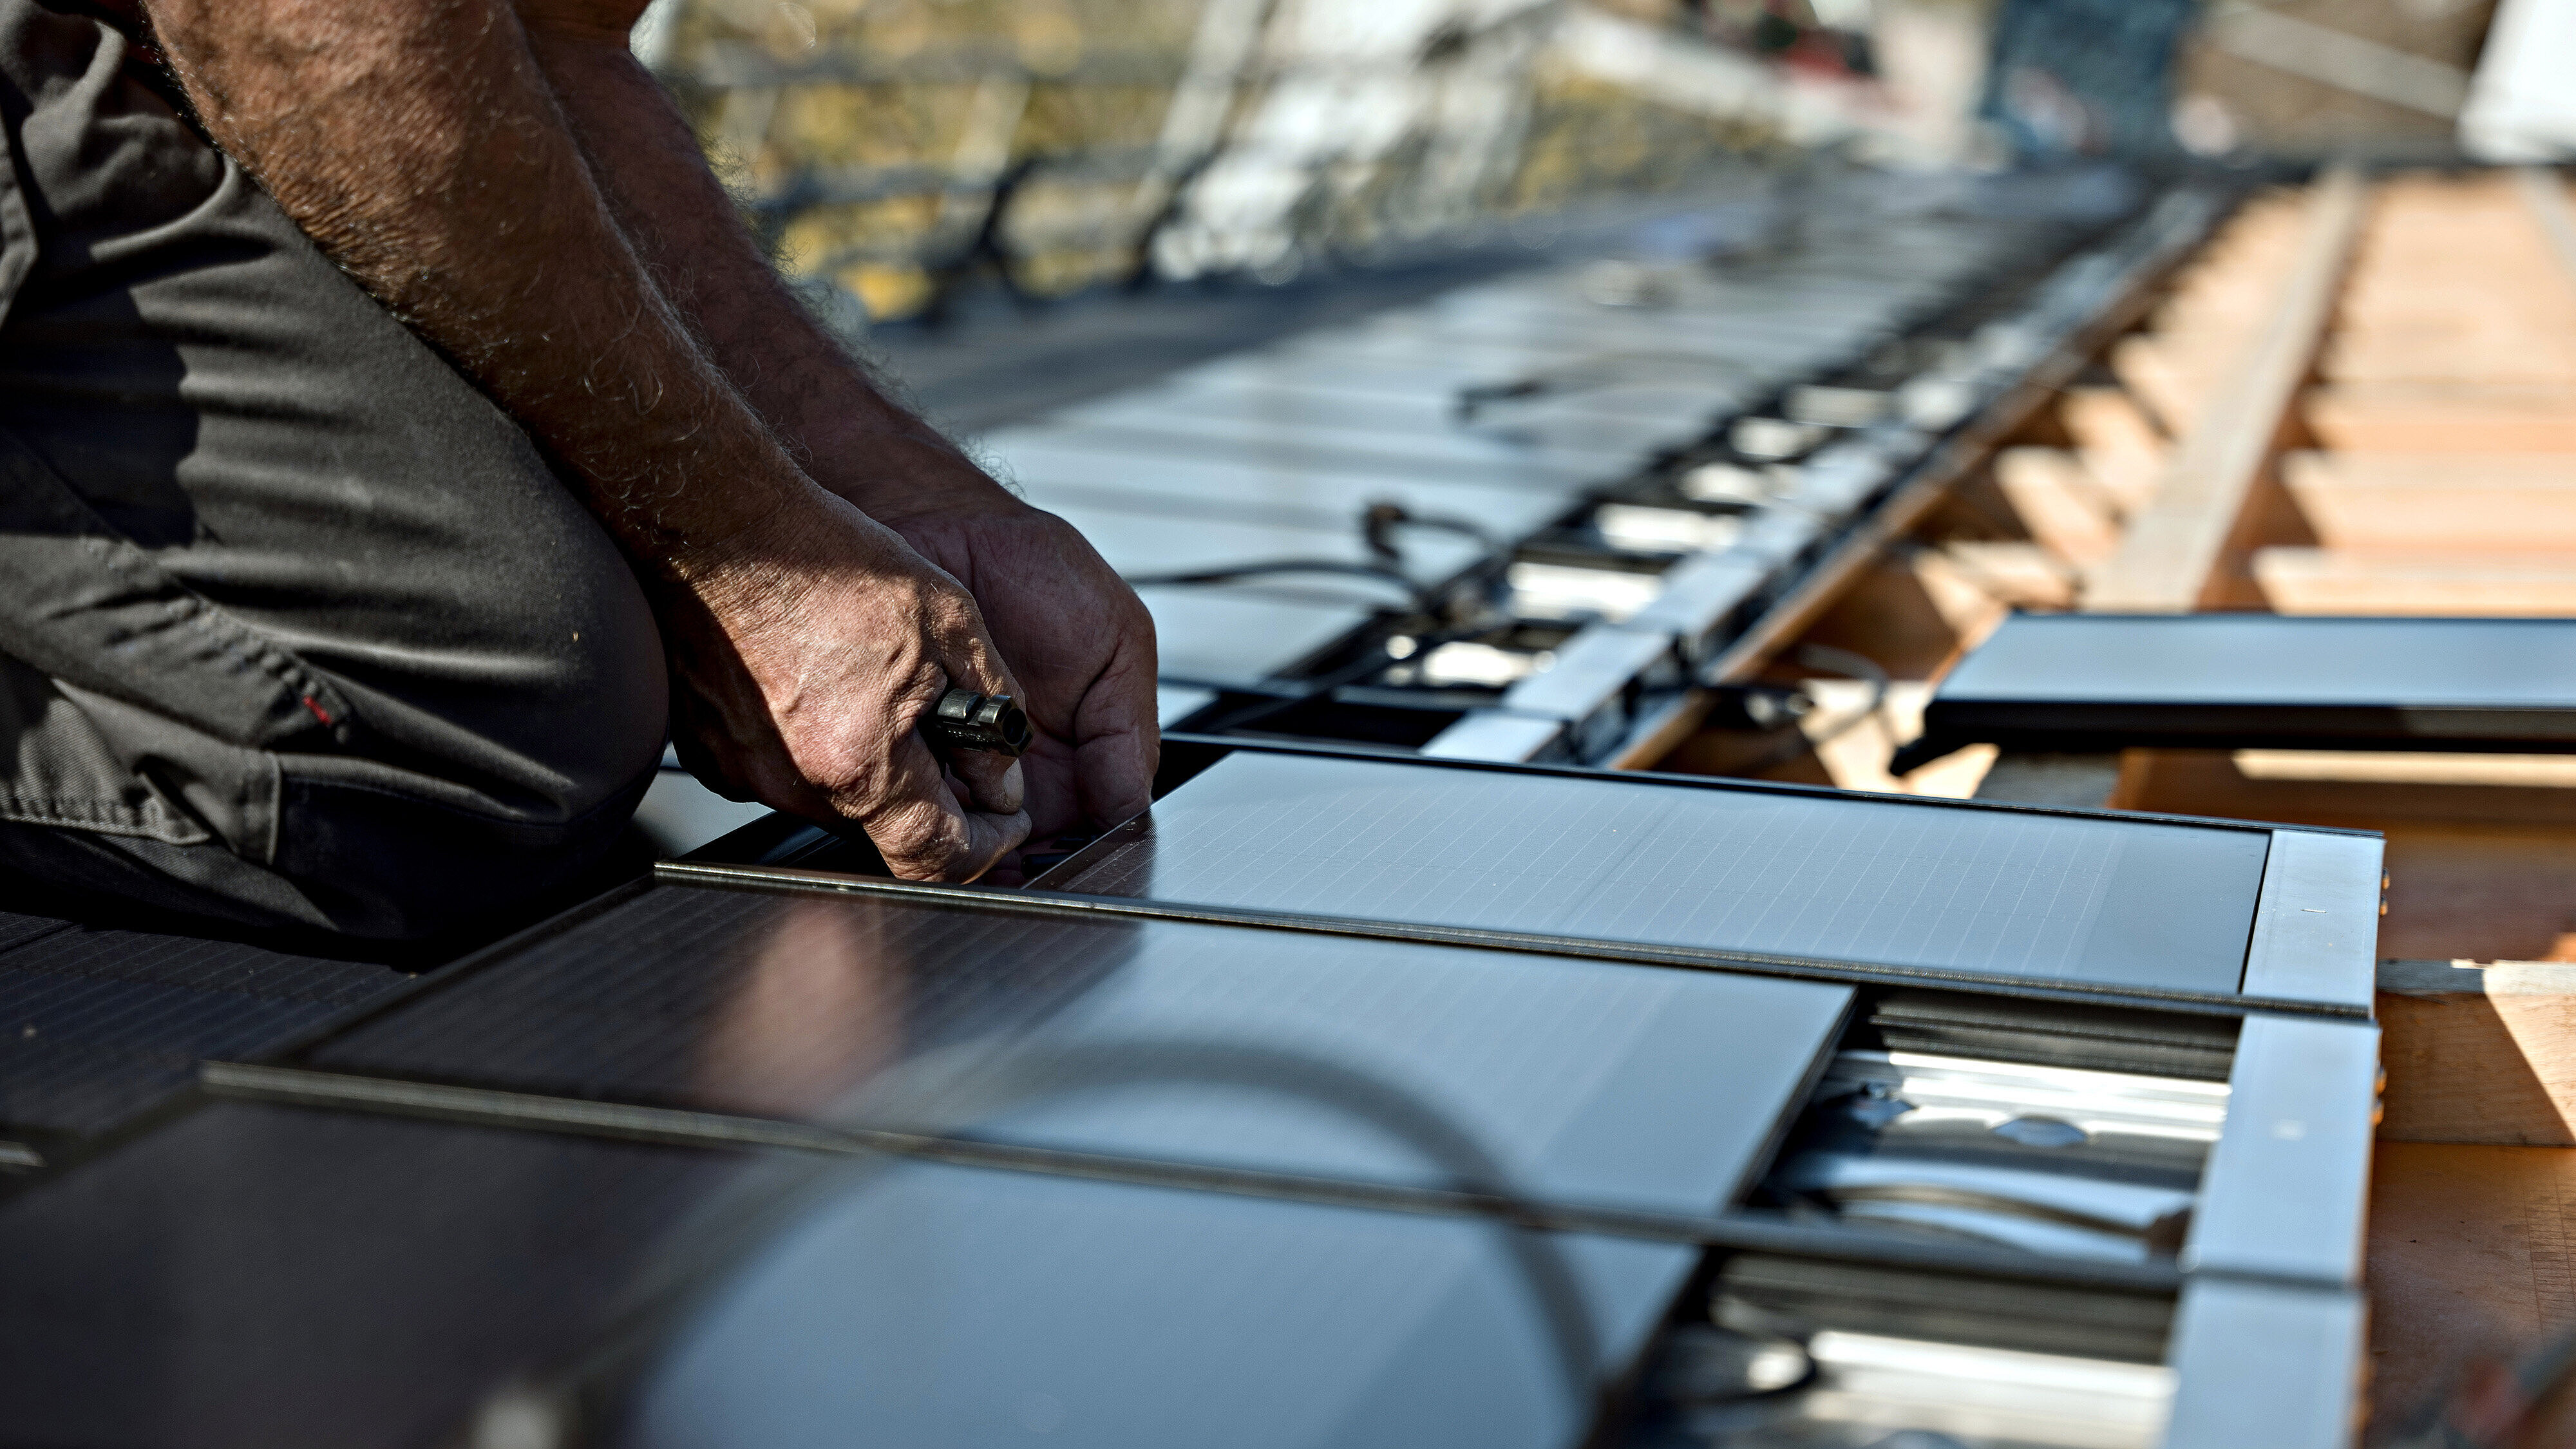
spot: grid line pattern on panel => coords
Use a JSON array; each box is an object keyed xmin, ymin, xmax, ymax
[
  {"xmin": 0, "ymin": 913, "xmax": 71, "ymax": 957},
  {"xmin": 309, "ymin": 883, "xmax": 1665, "ymax": 1135},
  {"xmin": 1054, "ymin": 755, "xmax": 2268, "ymax": 994},
  {"xmin": 315, "ymin": 887, "xmax": 1133, "ymax": 1112},
  {"xmin": 0, "ymin": 932, "xmax": 410, "ymax": 1135},
  {"xmin": 10, "ymin": 931, "xmax": 409, "ymax": 1005},
  {"xmin": 1065, "ymin": 766, "xmax": 2113, "ymax": 972},
  {"xmin": 312, "ymin": 884, "xmax": 1853, "ymax": 1205}
]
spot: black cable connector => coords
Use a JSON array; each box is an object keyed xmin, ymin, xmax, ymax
[{"xmin": 1361, "ymin": 500, "xmax": 1492, "ymax": 560}]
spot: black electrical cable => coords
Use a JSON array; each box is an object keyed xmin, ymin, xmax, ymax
[
  {"xmin": 1728, "ymin": 643, "xmax": 1891, "ymax": 777},
  {"xmin": 1121, "ymin": 558, "xmax": 1439, "ymax": 614},
  {"xmin": 1125, "ymin": 501, "xmax": 1494, "ymax": 616},
  {"xmin": 1793, "ymin": 643, "xmax": 1891, "ymax": 741},
  {"xmin": 1455, "ymin": 350, "xmax": 1759, "ymax": 421},
  {"xmin": 1361, "ymin": 500, "xmax": 1493, "ymax": 561}
]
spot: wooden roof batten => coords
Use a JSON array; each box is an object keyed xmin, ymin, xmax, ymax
[{"xmin": 2085, "ymin": 165, "xmax": 2371, "ymax": 614}]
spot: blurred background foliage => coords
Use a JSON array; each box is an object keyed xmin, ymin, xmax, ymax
[
  {"xmin": 641, "ymin": 0, "xmax": 1812, "ymax": 324},
  {"xmin": 631, "ymin": 0, "xmax": 2506, "ymax": 327}
]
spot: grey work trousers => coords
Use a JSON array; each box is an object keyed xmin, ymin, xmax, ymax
[{"xmin": 0, "ymin": 1, "xmax": 668, "ymax": 941}]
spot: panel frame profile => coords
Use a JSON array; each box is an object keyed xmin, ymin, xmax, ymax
[
  {"xmin": 1895, "ymin": 613, "xmax": 2576, "ymax": 773},
  {"xmin": 2183, "ymin": 1016, "xmax": 2380, "ymax": 1289},
  {"xmin": 2159, "ymin": 1277, "xmax": 2368, "ymax": 1449},
  {"xmin": 2160, "ymin": 1015, "xmax": 2380, "ymax": 1449},
  {"xmin": 2240, "ymin": 829, "xmax": 2385, "ymax": 1010},
  {"xmin": 1027, "ymin": 737, "xmax": 2378, "ymax": 1016}
]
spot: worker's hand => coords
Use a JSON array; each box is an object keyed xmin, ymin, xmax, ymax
[
  {"xmin": 871, "ymin": 493, "xmax": 1159, "ymax": 844},
  {"xmin": 663, "ymin": 489, "xmax": 1032, "ymax": 882},
  {"xmin": 494, "ymin": 0, "xmax": 1155, "ymax": 848}
]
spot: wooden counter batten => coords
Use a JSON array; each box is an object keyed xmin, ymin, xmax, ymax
[{"xmin": 2087, "ymin": 165, "xmax": 2369, "ymax": 612}]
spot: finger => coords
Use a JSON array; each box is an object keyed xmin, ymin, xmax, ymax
[
  {"xmin": 921, "ymin": 601, "xmax": 1030, "ymax": 818},
  {"xmin": 951, "ymin": 805, "xmax": 1028, "ymax": 884},
  {"xmin": 925, "ymin": 587, "xmax": 1027, "ymax": 707},
  {"xmin": 939, "ymin": 759, "xmax": 1026, "ymax": 820},
  {"xmin": 1073, "ymin": 656, "xmax": 1161, "ymax": 830},
  {"xmin": 849, "ymin": 732, "xmax": 1029, "ymax": 882},
  {"xmin": 855, "ymin": 779, "xmax": 1028, "ymax": 882},
  {"xmin": 943, "ymin": 748, "xmax": 1025, "ymax": 817}
]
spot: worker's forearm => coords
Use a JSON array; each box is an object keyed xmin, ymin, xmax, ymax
[
  {"xmin": 140, "ymin": 0, "xmax": 825, "ymax": 587},
  {"xmin": 518, "ymin": 28, "xmax": 1012, "ymax": 526}
]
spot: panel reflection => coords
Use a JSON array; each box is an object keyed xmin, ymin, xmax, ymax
[
  {"xmin": 1042, "ymin": 752, "xmax": 2271, "ymax": 995},
  {"xmin": 290, "ymin": 882, "xmax": 1860, "ymax": 1449},
  {"xmin": 317, "ymin": 884, "xmax": 1852, "ymax": 1211},
  {"xmin": 604, "ymin": 1159, "xmax": 1669, "ymax": 1449}
]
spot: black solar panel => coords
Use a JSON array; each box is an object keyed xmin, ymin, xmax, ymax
[
  {"xmin": 616, "ymin": 1144, "xmax": 1692, "ymax": 1449},
  {"xmin": 0, "ymin": 1102, "xmax": 759, "ymax": 1449},
  {"xmin": 1942, "ymin": 614, "xmax": 2576, "ymax": 710},
  {"xmin": 0, "ymin": 881, "xmax": 1865, "ymax": 1449},
  {"xmin": 0, "ymin": 928, "xmax": 410, "ymax": 1136},
  {"xmin": 316, "ymin": 884, "xmax": 1852, "ymax": 1206},
  {"xmin": 0, "ymin": 911, "xmax": 71, "ymax": 956},
  {"xmin": 9, "ymin": 929, "xmax": 407, "ymax": 1005},
  {"xmin": 0, "ymin": 1097, "xmax": 1705, "ymax": 1449},
  {"xmin": 1897, "ymin": 614, "xmax": 2576, "ymax": 768},
  {"xmin": 1045, "ymin": 752, "xmax": 2273, "ymax": 996},
  {"xmin": 317, "ymin": 886, "xmax": 1127, "ymax": 1116}
]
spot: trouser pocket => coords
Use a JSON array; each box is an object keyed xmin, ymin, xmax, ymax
[{"xmin": 0, "ymin": 424, "xmax": 353, "ymax": 861}]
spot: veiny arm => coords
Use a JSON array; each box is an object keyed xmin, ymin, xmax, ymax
[
  {"xmin": 140, "ymin": 0, "xmax": 1032, "ymax": 880},
  {"xmin": 509, "ymin": 3, "xmax": 1160, "ymax": 842}
]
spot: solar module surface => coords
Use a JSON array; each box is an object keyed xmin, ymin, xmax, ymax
[
  {"xmin": 316, "ymin": 884, "xmax": 1852, "ymax": 1204},
  {"xmin": 619, "ymin": 1148, "xmax": 1689, "ymax": 1449},
  {"xmin": 0, "ymin": 926, "xmax": 410, "ymax": 1136},
  {"xmin": 0, "ymin": 911, "xmax": 70, "ymax": 955},
  {"xmin": 1053, "ymin": 384, "xmax": 1616, "ymax": 478},
  {"xmin": 1137, "ymin": 585, "xmax": 1376, "ymax": 688},
  {"xmin": 993, "ymin": 423, "xmax": 1597, "ymax": 506},
  {"xmin": 6, "ymin": 883, "xmax": 1856, "ymax": 1449},
  {"xmin": 1045, "ymin": 752, "xmax": 2273, "ymax": 996},
  {"xmin": 1938, "ymin": 614, "xmax": 2576, "ymax": 708},
  {"xmin": 1036, "ymin": 500, "xmax": 1490, "ymax": 588},
  {"xmin": 1900, "ymin": 615, "xmax": 2576, "ymax": 767},
  {"xmin": 0, "ymin": 1099, "xmax": 1704, "ymax": 1449},
  {"xmin": 0, "ymin": 1102, "xmax": 763, "ymax": 1449}
]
